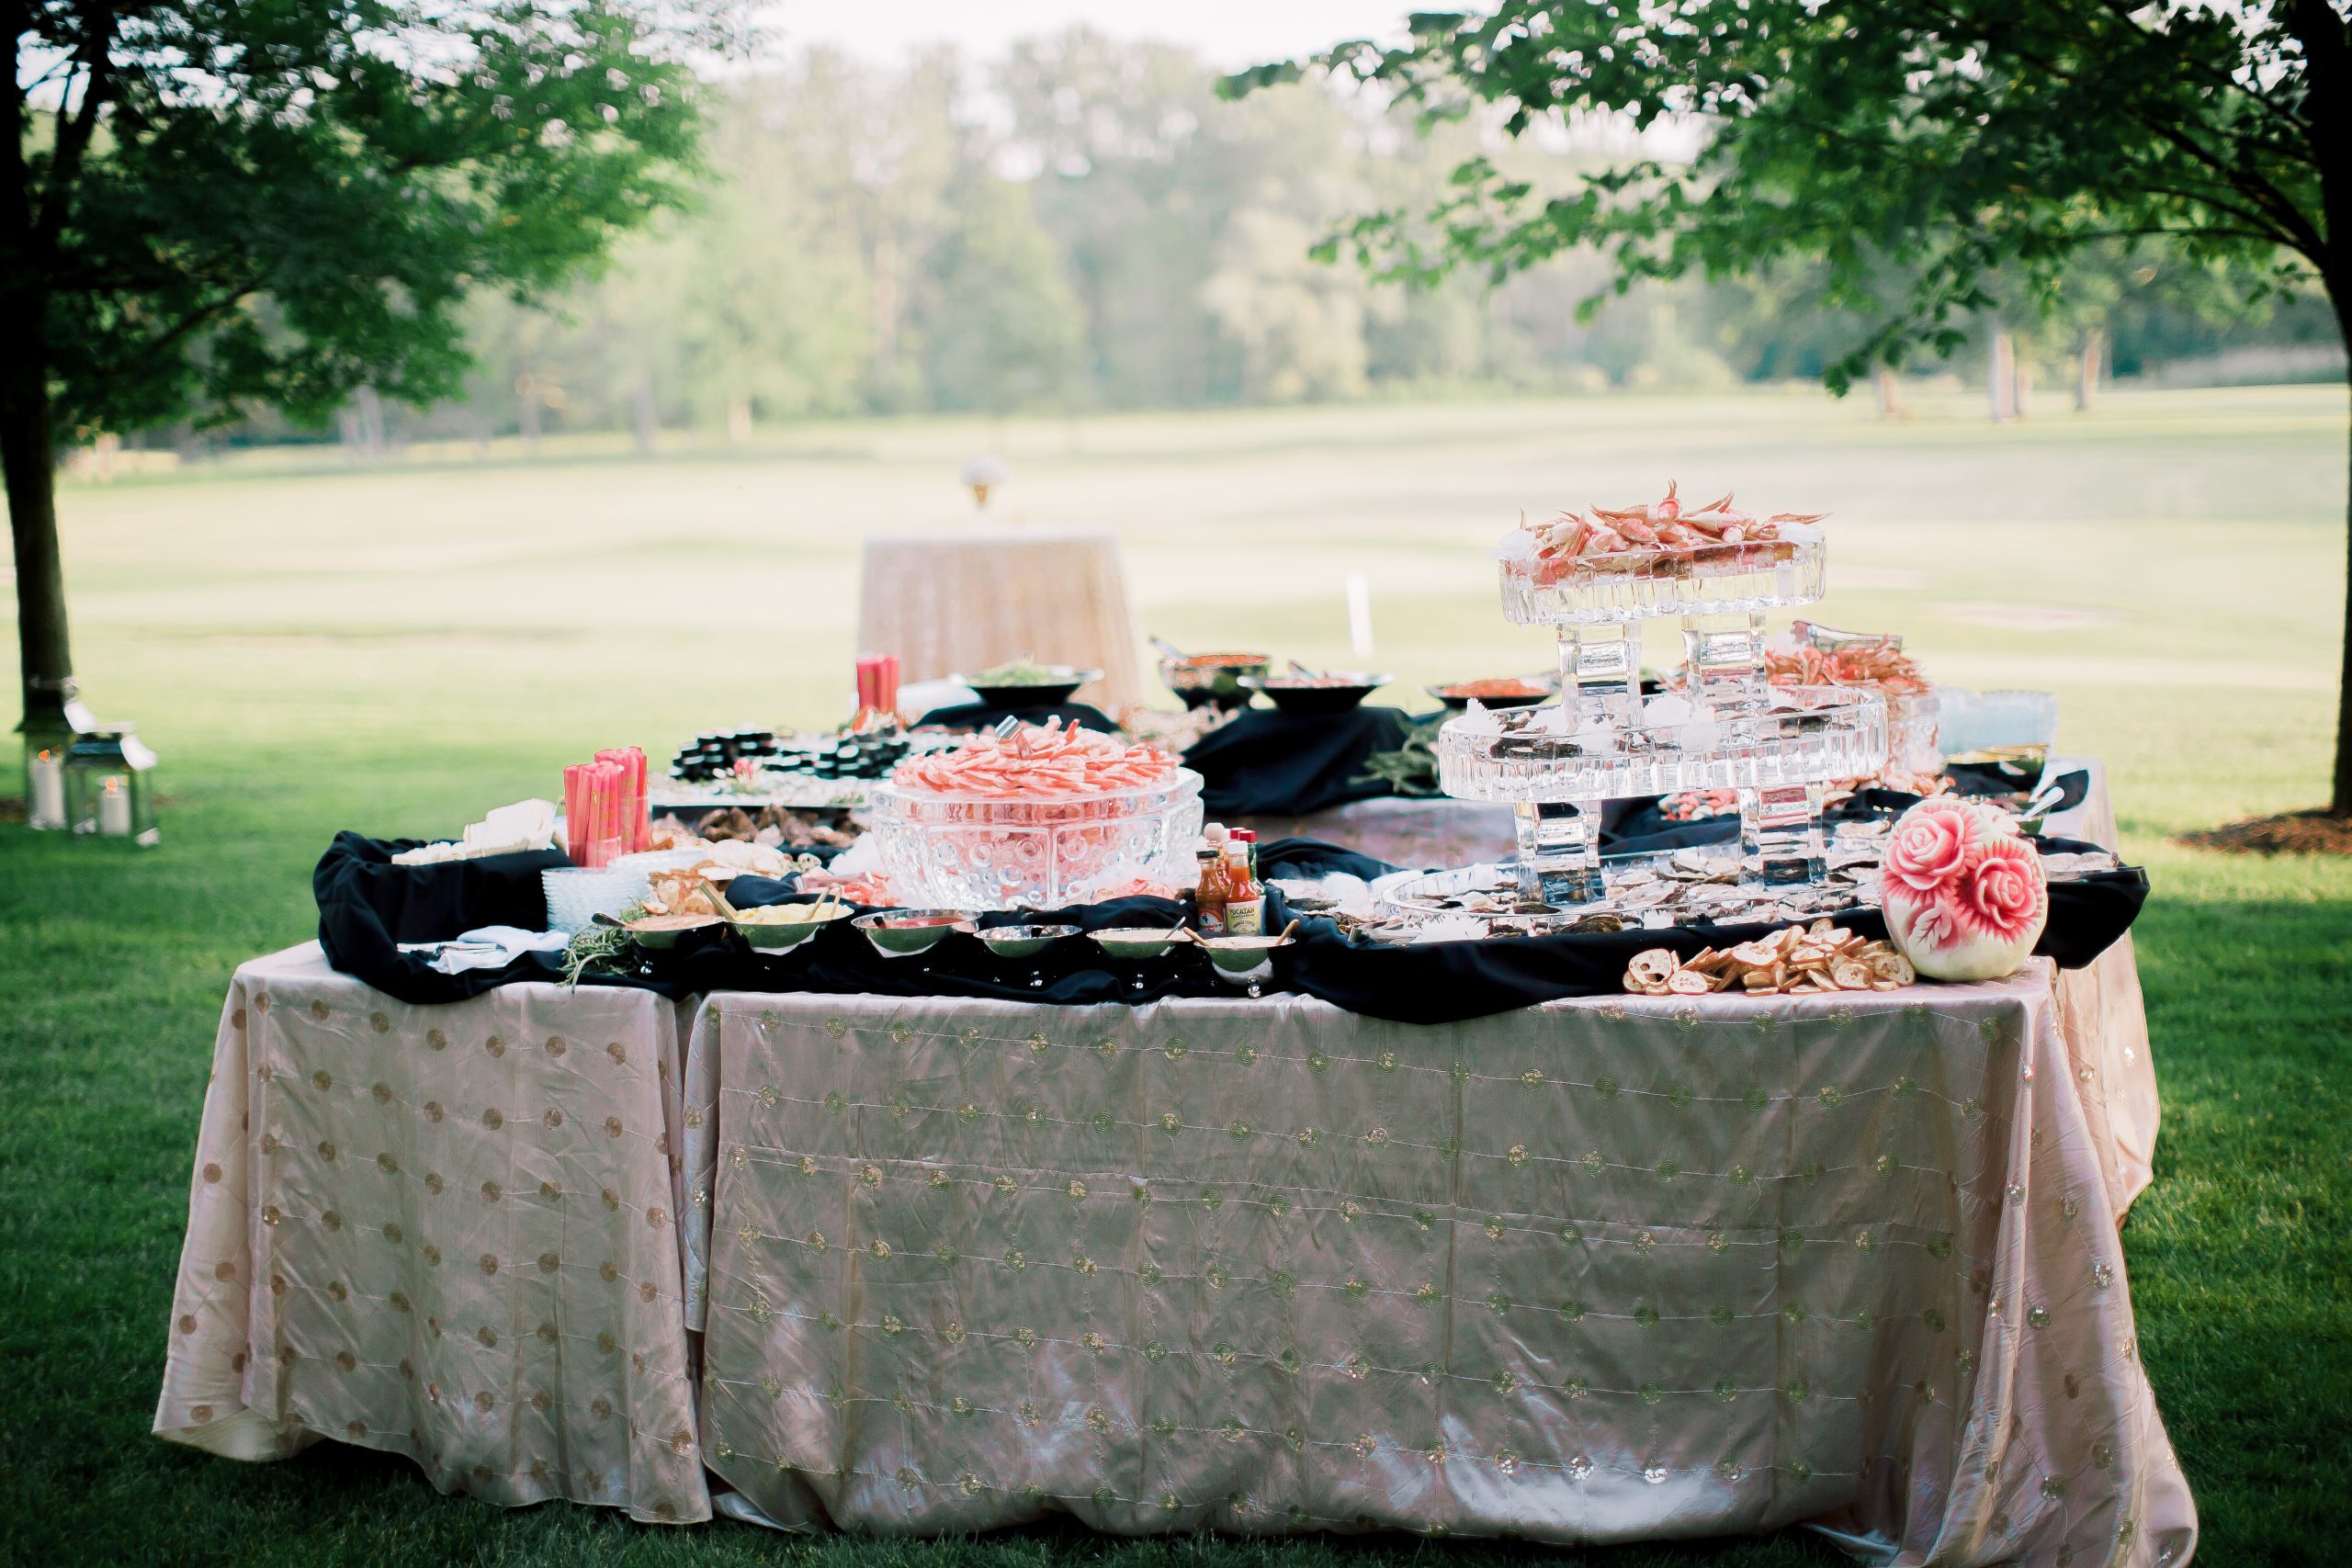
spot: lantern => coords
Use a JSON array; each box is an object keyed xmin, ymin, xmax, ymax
[
  {"xmin": 20, "ymin": 682, "xmax": 96, "ymax": 832},
  {"xmin": 63, "ymin": 726, "xmax": 159, "ymax": 846}
]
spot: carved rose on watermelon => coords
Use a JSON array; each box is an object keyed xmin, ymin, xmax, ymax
[
  {"xmin": 1882, "ymin": 798, "xmax": 2047, "ymax": 981},
  {"xmin": 1884, "ymin": 795, "xmax": 1982, "ymax": 892}
]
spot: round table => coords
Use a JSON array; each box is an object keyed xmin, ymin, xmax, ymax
[{"xmin": 855, "ymin": 528, "xmax": 1145, "ymax": 714}]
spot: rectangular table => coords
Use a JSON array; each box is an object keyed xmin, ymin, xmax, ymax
[
  {"xmin": 153, "ymin": 761, "xmax": 2185, "ymax": 1557},
  {"xmin": 153, "ymin": 946, "xmax": 712, "ymax": 1523},
  {"xmin": 675, "ymin": 967, "xmax": 2193, "ymax": 1562}
]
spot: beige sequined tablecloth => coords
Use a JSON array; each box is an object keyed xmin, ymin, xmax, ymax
[
  {"xmin": 676, "ymin": 970, "xmax": 2194, "ymax": 1562},
  {"xmin": 153, "ymin": 944, "xmax": 711, "ymax": 1524}
]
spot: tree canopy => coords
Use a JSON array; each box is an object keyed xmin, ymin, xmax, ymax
[
  {"xmin": 4, "ymin": 0, "xmax": 719, "ymax": 728},
  {"xmin": 1230, "ymin": 0, "xmax": 2351, "ymax": 817}
]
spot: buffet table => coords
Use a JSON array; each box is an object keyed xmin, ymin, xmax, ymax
[
  {"xmin": 152, "ymin": 949, "xmax": 713, "ymax": 1523},
  {"xmin": 674, "ymin": 967, "xmax": 2192, "ymax": 1562},
  {"xmin": 153, "ymin": 764, "xmax": 2188, "ymax": 1562}
]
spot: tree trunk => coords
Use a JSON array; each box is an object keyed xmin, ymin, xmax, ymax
[
  {"xmin": 2075, "ymin": 326, "xmax": 2103, "ymax": 412},
  {"xmin": 2334, "ymin": 351, "xmax": 2352, "ymax": 816},
  {"xmin": 1986, "ymin": 328, "xmax": 2016, "ymax": 422},
  {"xmin": 0, "ymin": 313, "xmax": 76, "ymax": 739},
  {"xmin": 630, "ymin": 368, "xmax": 660, "ymax": 456}
]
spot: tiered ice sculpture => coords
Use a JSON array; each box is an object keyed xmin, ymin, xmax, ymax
[{"xmin": 1434, "ymin": 513, "xmax": 1886, "ymax": 905}]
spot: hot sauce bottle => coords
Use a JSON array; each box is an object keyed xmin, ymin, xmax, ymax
[
  {"xmin": 1223, "ymin": 840, "xmax": 1265, "ymax": 936},
  {"xmin": 1194, "ymin": 847, "xmax": 1229, "ymax": 936}
]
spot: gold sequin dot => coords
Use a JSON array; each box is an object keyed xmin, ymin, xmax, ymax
[
  {"xmin": 481, "ymin": 1108, "xmax": 503, "ymax": 1131},
  {"xmin": 328, "ymin": 1280, "xmax": 348, "ymax": 1302},
  {"xmin": 477, "ymin": 1325, "xmax": 497, "ymax": 1348},
  {"xmin": 316, "ymin": 1139, "xmax": 337, "ymax": 1163},
  {"xmin": 426, "ymin": 1029, "xmax": 447, "ymax": 1051},
  {"xmin": 604, "ymin": 1117, "xmax": 623, "ymax": 1139},
  {"xmin": 606, "ymin": 1042, "xmax": 627, "ymax": 1066},
  {"xmin": 600, "ymin": 1187, "xmax": 619, "ymax": 1212},
  {"xmin": 311, "ymin": 1069, "xmax": 333, "ymax": 1091},
  {"xmin": 537, "ymin": 1321, "xmax": 559, "ymax": 1342},
  {"xmin": 545, "ymin": 1035, "xmax": 567, "ymax": 1058},
  {"xmin": 421, "ymin": 1100, "xmax": 441, "ymax": 1122},
  {"xmin": 424, "ymin": 1173, "xmax": 444, "ymax": 1196},
  {"xmin": 202, "ymin": 1163, "xmax": 222, "ymax": 1184},
  {"xmin": 322, "ymin": 1209, "xmax": 343, "ymax": 1231},
  {"xmin": 368, "ymin": 1011, "xmax": 390, "ymax": 1034},
  {"xmin": 531, "ymin": 1391, "xmax": 552, "ymax": 1414},
  {"xmin": 648, "ymin": 1207, "xmax": 668, "ymax": 1229},
  {"xmin": 478, "ymin": 1254, "xmax": 499, "ymax": 1276},
  {"xmin": 213, "ymin": 1260, "xmax": 234, "ymax": 1281},
  {"xmin": 484, "ymin": 1034, "xmax": 505, "ymax": 1058},
  {"xmin": 596, "ymin": 1331, "xmax": 618, "ymax": 1355},
  {"xmin": 639, "ymin": 1280, "xmax": 657, "ymax": 1303},
  {"xmin": 335, "ymin": 1350, "xmax": 357, "ymax": 1371},
  {"xmin": 542, "ymin": 1108, "xmax": 563, "ymax": 1129},
  {"xmin": 177, "ymin": 1314, "xmax": 198, "ymax": 1335}
]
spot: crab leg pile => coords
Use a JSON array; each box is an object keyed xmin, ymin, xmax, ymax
[
  {"xmin": 1525, "ymin": 480, "xmax": 1826, "ymax": 562},
  {"xmin": 892, "ymin": 718, "xmax": 1175, "ymax": 798}
]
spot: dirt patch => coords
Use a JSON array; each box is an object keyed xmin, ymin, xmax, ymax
[{"xmin": 2178, "ymin": 810, "xmax": 2352, "ymax": 855}]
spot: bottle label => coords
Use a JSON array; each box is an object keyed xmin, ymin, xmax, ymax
[{"xmin": 1225, "ymin": 897, "xmax": 1265, "ymax": 937}]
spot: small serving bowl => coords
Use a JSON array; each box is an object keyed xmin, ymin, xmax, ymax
[
  {"xmin": 977, "ymin": 923, "xmax": 1080, "ymax": 960},
  {"xmin": 730, "ymin": 903, "xmax": 853, "ymax": 951},
  {"xmin": 852, "ymin": 908, "xmax": 978, "ymax": 958},
  {"xmin": 1426, "ymin": 675, "xmax": 1559, "ymax": 710},
  {"xmin": 1159, "ymin": 653, "xmax": 1271, "ymax": 711},
  {"xmin": 621, "ymin": 913, "xmax": 725, "ymax": 950},
  {"xmin": 1197, "ymin": 933, "xmax": 1295, "ymax": 975},
  {"xmin": 1089, "ymin": 927, "xmax": 1188, "ymax": 962},
  {"xmin": 957, "ymin": 667, "xmax": 1102, "ymax": 709},
  {"xmin": 1239, "ymin": 672, "xmax": 1393, "ymax": 716}
]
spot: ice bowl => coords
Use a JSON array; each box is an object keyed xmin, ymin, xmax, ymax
[{"xmin": 867, "ymin": 770, "xmax": 1205, "ymax": 911}]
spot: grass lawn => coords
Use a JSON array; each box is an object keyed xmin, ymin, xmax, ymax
[{"xmin": 2, "ymin": 384, "xmax": 2347, "ymax": 1565}]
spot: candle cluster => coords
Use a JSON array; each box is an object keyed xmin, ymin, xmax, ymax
[{"xmin": 563, "ymin": 747, "xmax": 650, "ymax": 868}]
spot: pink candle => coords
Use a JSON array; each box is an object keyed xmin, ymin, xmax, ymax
[{"xmin": 562, "ymin": 764, "xmax": 587, "ymax": 863}]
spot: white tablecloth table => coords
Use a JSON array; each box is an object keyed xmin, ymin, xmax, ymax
[
  {"xmin": 152, "ymin": 947, "xmax": 711, "ymax": 1523},
  {"xmin": 675, "ymin": 964, "xmax": 2192, "ymax": 1562},
  {"xmin": 153, "ymin": 770, "xmax": 2179, "ymax": 1555},
  {"xmin": 856, "ymin": 528, "xmax": 1145, "ymax": 713}
]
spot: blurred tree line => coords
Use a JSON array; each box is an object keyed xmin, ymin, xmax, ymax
[{"xmin": 204, "ymin": 30, "xmax": 2343, "ymax": 452}]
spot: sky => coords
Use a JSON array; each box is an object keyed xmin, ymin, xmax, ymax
[{"xmin": 757, "ymin": 0, "xmax": 1419, "ymax": 70}]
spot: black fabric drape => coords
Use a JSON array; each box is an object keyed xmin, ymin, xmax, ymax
[
  {"xmin": 312, "ymin": 827, "xmax": 2144, "ymax": 1022},
  {"xmin": 1182, "ymin": 706, "xmax": 1414, "ymax": 816},
  {"xmin": 311, "ymin": 833, "xmax": 574, "ymax": 1004}
]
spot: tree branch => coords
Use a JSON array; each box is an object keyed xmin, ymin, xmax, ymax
[{"xmin": 35, "ymin": 4, "xmax": 119, "ymax": 252}]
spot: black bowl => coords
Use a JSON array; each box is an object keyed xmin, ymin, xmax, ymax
[
  {"xmin": 1426, "ymin": 677, "xmax": 1559, "ymax": 711},
  {"xmin": 956, "ymin": 666, "xmax": 1102, "ymax": 711},
  {"xmin": 1239, "ymin": 673, "xmax": 1392, "ymax": 716}
]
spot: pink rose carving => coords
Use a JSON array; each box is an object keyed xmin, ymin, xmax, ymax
[
  {"xmin": 1884, "ymin": 796, "xmax": 1981, "ymax": 893},
  {"xmin": 1882, "ymin": 797, "xmax": 2048, "ymax": 980},
  {"xmin": 1955, "ymin": 835, "xmax": 2048, "ymax": 944}
]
